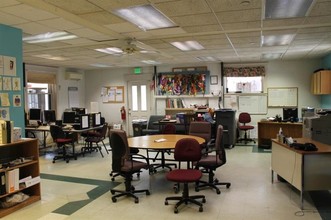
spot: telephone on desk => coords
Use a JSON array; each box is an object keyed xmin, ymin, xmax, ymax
[{"xmin": 290, "ymin": 142, "xmax": 318, "ymax": 151}]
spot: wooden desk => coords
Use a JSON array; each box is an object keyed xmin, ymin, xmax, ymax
[
  {"xmin": 128, "ymin": 134, "xmax": 205, "ymax": 170},
  {"xmin": 258, "ymin": 121, "xmax": 302, "ymax": 148},
  {"xmin": 271, "ymin": 138, "xmax": 331, "ymax": 209},
  {"xmin": 25, "ymin": 125, "xmax": 51, "ymax": 148}
]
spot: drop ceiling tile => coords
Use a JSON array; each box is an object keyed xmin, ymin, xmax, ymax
[
  {"xmin": 78, "ymin": 11, "xmax": 124, "ymax": 25},
  {"xmin": 215, "ymin": 9, "xmax": 261, "ymax": 23},
  {"xmin": 172, "ymin": 13, "xmax": 218, "ymax": 27},
  {"xmin": 2, "ymin": 4, "xmax": 57, "ymax": 21},
  {"xmin": 88, "ymin": 0, "xmax": 150, "ymax": 11},
  {"xmin": 38, "ymin": 17, "xmax": 82, "ymax": 30},
  {"xmin": 0, "ymin": 0, "xmax": 20, "ymax": 7},
  {"xmin": 14, "ymin": 22, "xmax": 59, "ymax": 35},
  {"xmin": 206, "ymin": 0, "xmax": 262, "ymax": 12},
  {"xmin": 221, "ymin": 21, "xmax": 261, "ymax": 31},
  {"xmin": 262, "ymin": 18, "xmax": 305, "ymax": 28},
  {"xmin": 44, "ymin": 0, "xmax": 102, "ymax": 15},
  {"xmin": 154, "ymin": 0, "xmax": 211, "ymax": 17},
  {"xmin": 308, "ymin": 1, "xmax": 331, "ymax": 16},
  {"xmin": 104, "ymin": 22, "xmax": 141, "ymax": 33},
  {"xmin": 182, "ymin": 25, "xmax": 222, "ymax": 33},
  {"xmin": 0, "ymin": 11, "xmax": 29, "ymax": 25}
]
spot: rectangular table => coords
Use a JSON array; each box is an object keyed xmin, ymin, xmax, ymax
[{"xmin": 271, "ymin": 138, "xmax": 331, "ymax": 209}]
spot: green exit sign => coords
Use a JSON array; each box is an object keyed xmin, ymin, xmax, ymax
[{"xmin": 134, "ymin": 67, "xmax": 142, "ymax": 74}]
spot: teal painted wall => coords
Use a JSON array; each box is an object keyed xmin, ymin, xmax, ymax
[
  {"xmin": 0, "ymin": 24, "xmax": 25, "ymax": 130},
  {"xmin": 321, "ymin": 53, "xmax": 331, "ymax": 108}
]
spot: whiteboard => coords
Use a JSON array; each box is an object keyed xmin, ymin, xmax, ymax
[
  {"xmin": 267, "ymin": 87, "xmax": 298, "ymax": 107},
  {"xmin": 238, "ymin": 94, "xmax": 267, "ymax": 114}
]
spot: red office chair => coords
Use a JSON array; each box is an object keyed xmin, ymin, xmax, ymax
[
  {"xmin": 237, "ymin": 112, "xmax": 256, "ymax": 144},
  {"xmin": 165, "ymin": 138, "xmax": 206, "ymax": 213}
]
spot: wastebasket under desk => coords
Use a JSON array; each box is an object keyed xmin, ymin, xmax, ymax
[{"xmin": 132, "ymin": 120, "xmax": 147, "ymax": 137}]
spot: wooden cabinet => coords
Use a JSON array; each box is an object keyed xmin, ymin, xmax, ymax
[
  {"xmin": 311, "ymin": 70, "xmax": 331, "ymax": 94},
  {"xmin": 0, "ymin": 139, "xmax": 40, "ymax": 218}
]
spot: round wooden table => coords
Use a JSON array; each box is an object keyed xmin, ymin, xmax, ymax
[{"xmin": 128, "ymin": 134, "xmax": 205, "ymax": 171}]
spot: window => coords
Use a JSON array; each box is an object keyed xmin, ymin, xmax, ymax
[
  {"xmin": 27, "ymin": 83, "xmax": 51, "ymax": 109},
  {"xmin": 225, "ymin": 76, "xmax": 263, "ymax": 93}
]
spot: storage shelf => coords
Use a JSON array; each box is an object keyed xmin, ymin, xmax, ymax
[
  {"xmin": 155, "ymin": 95, "xmax": 219, "ymax": 98},
  {"xmin": 0, "ymin": 139, "xmax": 40, "ymax": 218}
]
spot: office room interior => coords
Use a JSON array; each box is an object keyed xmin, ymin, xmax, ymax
[{"xmin": 1, "ymin": 0, "xmax": 331, "ymax": 219}]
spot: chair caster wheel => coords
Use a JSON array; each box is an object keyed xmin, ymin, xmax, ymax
[
  {"xmin": 146, "ymin": 191, "xmax": 150, "ymax": 195},
  {"xmin": 199, "ymin": 206, "xmax": 203, "ymax": 212},
  {"xmin": 66, "ymin": 160, "xmax": 69, "ymax": 163},
  {"xmin": 111, "ymin": 178, "xmax": 115, "ymax": 181},
  {"xmin": 110, "ymin": 190, "xmax": 115, "ymax": 195},
  {"xmin": 112, "ymin": 198, "xmax": 117, "ymax": 203},
  {"xmin": 174, "ymin": 208, "xmax": 178, "ymax": 214},
  {"xmin": 195, "ymin": 187, "xmax": 199, "ymax": 192},
  {"xmin": 226, "ymin": 183, "xmax": 231, "ymax": 188},
  {"xmin": 216, "ymin": 189, "xmax": 221, "ymax": 194},
  {"xmin": 134, "ymin": 198, "xmax": 139, "ymax": 203},
  {"xmin": 165, "ymin": 200, "xmax": 168, "ymax": 205},
  {"xmin": 214, "ymin": 178, "xmax": 219, "ymax": 183},
  {"xmin": 52, "ymin": 161, "xmax": 55, "ymax": 163},
  {"xmin": 202, "ymin": 198, "xmax": 206, "ymax": 203}
]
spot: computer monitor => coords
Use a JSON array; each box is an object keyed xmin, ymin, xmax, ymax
[
  {"xmin": 72, "ymin": 107, "xmax": 86, "ymax": 115},
  {"xmin": 62, "ymin": 111, "xmax": 77, "ymax": 124},
  {"xmin": 79, "ymin": 114, "xmax": 90, "ymax": 129},
  {"xmin": 29, "ymin": 108, "xmax": 41, "ymax": 121},
  {"xmin": 44, "ymin": 110, "xmax": 56, "ymax": 123},
  {"xmin": 91, "ymin": 112, "xmax": 101, "ymax": 127},
  {"xmin": 283, "ymin": 108, "xmax": 298, "ymax": 122}
]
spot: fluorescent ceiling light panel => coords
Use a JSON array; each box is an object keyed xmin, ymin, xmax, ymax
[
  {"xmin": 141, "ymin": 60, "xmax": 161, "ymax": 65},
  {"xmin": 90, "ymin": 63, "xmax": 112, "ymax": 68},
  {"xmin": 23, "ymin": 31, "xmax": 77, "ymax": 43},
  {"xmin": 262, "ymin": 34, "xmax": 295, "ymax": 46},
  {"xmin": 265, "ymin": 0, "xmax": 314, "ymax": 19},
  {"xmin": 113, "ymin": 4, "xmax": 176, "ymax": 30},
  {"xmin": 196, "ymin": 56, "xmax": 220, "ymax": 61},
  {"xmin": 171, "ymin": 41, "xmax": 205, "ymax": 51},
  {"xmin": 261, "ymin": 53, "xmax": 283, "ymax": 60},
  {"xmin": 33, "ymin": 54, "xmax": 69, "ymax": 61},
  {"xmin": 95, "ymin": 47, "xmax": 123, "ymax": 54}
]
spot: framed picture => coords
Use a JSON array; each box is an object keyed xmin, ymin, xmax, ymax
[{"xmin": 210, "ymin": 75, "xmax": 218, "ymax": 85}]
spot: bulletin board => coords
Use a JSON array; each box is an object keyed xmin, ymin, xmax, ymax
[
  {"xmin": 101, "ymin": 86, "xmax": 124, "ymax": 103},
  {"xmin": 267, "ymin": 87, "xmax": 298, "ymax": 107}
]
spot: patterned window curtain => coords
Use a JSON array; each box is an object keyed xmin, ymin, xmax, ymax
[{"xmin": 224, "ymin": 66, "xmax": 265, "ymax": 77}]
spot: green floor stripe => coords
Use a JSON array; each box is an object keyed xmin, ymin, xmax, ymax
[{"xmin": 41, "ymin": 173, "xmax": 120, "ymax": 216}]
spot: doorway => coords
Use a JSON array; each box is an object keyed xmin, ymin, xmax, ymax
[{"xmin": 127, "ymin": 80, "xmax": 151, "ymax": 136}]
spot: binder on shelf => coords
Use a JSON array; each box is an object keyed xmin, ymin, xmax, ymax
[
  {"xmin": 6, "ymin": 121, "xmax": 14, "ymax": 143},
  {"xmin": 5, "ymin": 168, "xmax": 19, "ymax": 193},
  {"xmin": 0, "ymin": 120, "xmax": 7, "ymax": 144},
  {"xmin": 24, "ymin": 176, "xmax": 40, "ymax": 187},
  {"xmin": 0, "ymin": 172, "xmax": 6, "ymax": 195}
]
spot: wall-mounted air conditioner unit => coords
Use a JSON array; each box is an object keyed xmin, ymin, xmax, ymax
[{"xmin": 65, "ymin": 72, "xmax": 83, "ymax": 80}]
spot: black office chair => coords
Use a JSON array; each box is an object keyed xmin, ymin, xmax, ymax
[
  {"xmin": 189, "ymin": 121, "xmax": 214, "ymax": 154},
  {"xmin": 81, "ymin": 123, "xmax": 108, "ymax": 157},
  {"xmin": 141, "ymin": 115, "xmax": 164, "ymax": 135},
  {"xmin": 50, "ymin": 125, "xmax": 77, "ymax": 163},
  {"xmin": 109, "ymin": 129, "xmax": 150, "ymax": 203},
  {"xmin": 195, "ymin": 125, "xmax": 231, "ymax": 194}
]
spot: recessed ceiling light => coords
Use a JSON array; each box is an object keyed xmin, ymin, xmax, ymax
[
  {"xmin": 141, "ymin": 60, "xmax": 161, "ymax": 65},
  {"xmin": 171, "ymin": 41, "xmax": 204, "ymax": 51},
  {"xmin": 23, "ymin": 31, "xmax": 77, "ymax": 43},
  {"xmin": 261, "ymin": 53, "xmax": 283, "ymax": 60},
  {"xmin": 265, "ymin": 0, "xmax": 314, "ymax": 19},
  {"xmin": 95, "ymin": 47, "xmax": 123, "ymax": 55},
  {"xmin": 262, "ymin": 34, "xmax": 295, "ymax": 46},
  {"xmin": 113, "ymin": 4, "xmax": 176, "ymax": 31},
  {"xmin": 33, "ymin": 54, "xmax": 69, "ymax": 61},
  {"xmin": 90, "ymin": 63, "xmax": 112, "ymax": 68}
]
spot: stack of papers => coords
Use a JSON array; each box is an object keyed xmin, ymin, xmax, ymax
[{"xmin": 154, "ymin": 138, "xmax": 166, "ymax": 143}]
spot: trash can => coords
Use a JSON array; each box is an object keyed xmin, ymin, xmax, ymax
[{"xmin": 132, "ymin": 119, "xmax": 147, "ymax": 137}]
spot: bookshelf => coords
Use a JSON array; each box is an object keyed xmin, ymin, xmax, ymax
[
  {"xmin": 155, "ymin": 95, "xmax": 219, "ymax": 116},
  {"xmin": 0, "ymin": 139, "xmax": 40, "ymax": 218}
]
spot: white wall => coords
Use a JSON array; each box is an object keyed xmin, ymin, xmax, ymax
[
  {"xmin": 56, "ymin": 67, "xmax": 86, "ymax": 119},
  {"xmin": 84, "ymin": 60, "xmax": 321, "ymax": 138}
]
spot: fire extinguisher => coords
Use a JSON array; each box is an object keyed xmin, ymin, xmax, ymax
[{"xmin": 120, "ymin": 106, "xmax": 126, "ymax": 120}]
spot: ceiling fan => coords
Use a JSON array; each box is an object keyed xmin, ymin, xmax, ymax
[{"xmin": 119, "ymin": 38, "xmax": 158, "ymax": 55}]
